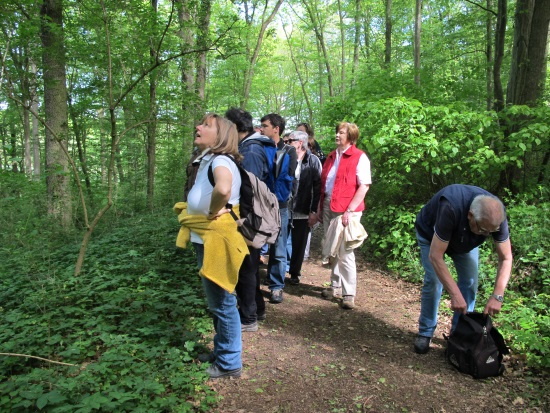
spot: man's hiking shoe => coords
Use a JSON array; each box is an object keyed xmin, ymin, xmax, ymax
[
  {"xmin": 198, "ymin": 352, "xmax": 215, "ymax": 363},
  {"xmin": 414, "ymin": 335, "xmax": 431, "ymax": 354},
  {"xmin": 288, "ymin": 276, "xmax": 300, "ymax": 285},
  {"xmin": 270, "ymin": 289, "xmax": 284, "ymax": 304},
  {"xmin": 341, "ymin": 295, "xmax": 355, "ymax": 309},
  {"xmin": 206, "ymin": 364, "xmax": 242, "ymax": 379},
  {"xmin": 321, "ymin": 287, "xmax": 342, "ymax": 299},
  {"xmin": 257, "ymin": 312, "xmax": 266, "ymax": 321},
  {"xmin": 241, "ymin": 321, "xmax": 258, "ymax": 332}
]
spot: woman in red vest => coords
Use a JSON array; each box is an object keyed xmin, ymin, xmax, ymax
[{"xmin": 318, "ymin": 122, "xmax": 371, "ymax": 309}]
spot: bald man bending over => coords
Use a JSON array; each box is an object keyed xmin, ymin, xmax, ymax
[{"xmin": 413, "ymin": 185, "xmax": 513, "ymax": 354}]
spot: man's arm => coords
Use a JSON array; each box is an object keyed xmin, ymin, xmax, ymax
[
  {"xmin": 241, "ymin": 142, "xmax": 267, "ymax": 179},
  {"xmin": 484, "ymin": 239, "xmax": 513, "ymax": 316},
  {"xmin": 428, "ymin": 236, "xmax": 468, "ymax": 314}
]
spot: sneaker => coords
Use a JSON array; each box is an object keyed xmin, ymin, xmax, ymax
[
  {"xmin": 197, "ymin": 352, "xmax": 215, "ymax": 363},
  {"xmin": 257, "ymin": 312, "xmax": 266, "ymax": 321},
  {"xmin": 241, "ymin": 321, "xmax": 258, "ymax": 332},
  {"xmin": 288, "ymin": 276, "xmax": 300, "ymax": 285},
  {"xmin": 341, "ymin": 295, "xmax": 355, "ymax": 309},
  {"xmin": 206, "ymin": 363, "xmax": 242, "ymax": 379},
  {"xmin": 321, "ymin": 287, "xmax": 342, "ymax": 299},
  {"xmin": 270, "ymin": 289, "xmax": 284, "ymax": 304},
  {"xmin": 413, "ymin": 335, "xmax": 431, "ymax": 354}
]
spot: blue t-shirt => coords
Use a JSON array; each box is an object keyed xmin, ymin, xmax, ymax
[{"xmin": 415, "ymin": 184, "xmax": 509, "ymax": 254}]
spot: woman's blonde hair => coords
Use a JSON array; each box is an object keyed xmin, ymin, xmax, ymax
[
  {"xmin": 202, "ymin": 113, "xmax": 242, "ymax": 161},
  {"xmin": 335, "ymin": 121, "xmax": 360, "ymax": 145}
]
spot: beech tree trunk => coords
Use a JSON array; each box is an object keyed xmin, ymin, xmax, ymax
[
  {"xmin": 506, "ymin": 0, "xmax": 550, "ymax": 106},
  {"xmin": 351, "ymin": 0, "xmax": 361, "ymax": 86},
  {"xmin": 414, "ymin": 0, "xmax": 422, "ymax": 85},
  {"xmin": 195, "ymin": 0, "xmax": 211, "ymax": 109},
  {"xmin": 493, "ymin": 0, "xmax": 506, "ymax": 112},
  {"xmin": 146, "ymin": 0, "xmax": 158, "ymax": 210},
  {"xmin": 337, "ymin": 0, "xmax": 346, "ymax": 94},
  {"xmin": 385, "ymin": 0, "xmax": 392, "ymax": 66},
  {"xmin": 40, "ymin": 0, "xmax": 71, "ymax": 229},
  {"xmin": 30, "ymin": 60, "xmax": 41, "ymax": 179},
  {"xmin": 304, "ymin": 0, "xmax": 334, "ymax": 97},
  {"xmin": 241, "ymin": 0, "xmax": 284, "ymax": 108},
  {"xmin": 486, "ymin": 0, "xmax": 494, "ymax": 111}
]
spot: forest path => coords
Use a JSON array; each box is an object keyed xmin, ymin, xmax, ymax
[{"xmin": 209, "ymin": 236, "xmax": 547, "ymax": 413}]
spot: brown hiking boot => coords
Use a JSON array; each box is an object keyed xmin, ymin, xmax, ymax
[{"xmin": 341, "ymin": 295, "xmax": 355, "ymax": 309}]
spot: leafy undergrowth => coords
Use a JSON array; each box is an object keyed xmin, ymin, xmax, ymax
[{"xmin": 0, "ymin": 211, "xmax": 217, "ymax": 412}]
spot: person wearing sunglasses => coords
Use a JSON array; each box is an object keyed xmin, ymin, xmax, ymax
[
  {"xmin": 413, "ymin": 184, "xmax": 513, "ymax": 354},
  {"xmin": 285, "ymin": 130, "xmax": 322, "ymax": 285}
]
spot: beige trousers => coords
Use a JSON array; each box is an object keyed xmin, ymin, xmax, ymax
[{"xmin": 321, "ymin": 197, "xmax": 361, "ymax": 297}]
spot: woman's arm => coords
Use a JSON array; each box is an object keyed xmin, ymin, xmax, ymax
[
  {"xmin": 341, "ymin": 184, "xmax": 369, "ymax": 227},
  {"xmin": 208, "ymin": 165, "xmax": 232, "ymax": 219}
]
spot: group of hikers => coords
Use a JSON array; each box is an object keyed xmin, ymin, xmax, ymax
[{"xmin": 174, "ymin": 109, "xmax": 513, "ymax": 379}]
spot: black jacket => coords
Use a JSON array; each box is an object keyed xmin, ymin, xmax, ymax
[{"xmin": 293, "ymin": 150, "xmax": 322, "ymax": 215}]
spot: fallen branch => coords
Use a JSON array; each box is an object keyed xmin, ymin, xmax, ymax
[{"xmin": 0, "ymin": 353, "xmax": 78, "ymax": 367}]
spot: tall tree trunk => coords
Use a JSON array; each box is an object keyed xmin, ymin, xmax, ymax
[
  {"xmin": 315, "ymin": 37, "xmax": 324, "ymax": 105},
  {"xmin": 10, "ymin": 125, "xmax": 18, "ymax": 172},
  {"xmin": 351, "ymin": 0, "xmax": 361, "ymax": 86},
  {"xmin": 337, "ymin": 0, "xmax": 346, "ymax": 95},
  {"xmin": 493, "ymin": 0, "xmax": 506, "ymax": 112},
  {"xmin": 176, "ymin": 0, "xmax": 198, "ymax": 128},
  {"xmin": 363, "ymin": 7, "xmax": 371, "ymax": 60},
  {"xmin": 414, "ymin": 0, "xmax": 422, "ymax": 85},
  {"xmin": 282, "ymin": 25, "xmax": 313, "ymax": 121},
  {"xmin": 23, "ymin": 103, "xmax": 32, "ymax": 175},
  {"xmin": 303, "ymin": 0, "xmax": 334, "ymax": 97},
  {"xmin": 30, "ymin": 60, "xmax": 41, "ymax": 179},
  {"xmin": 486, "ymin": 0, "xmax": 494, "ymax": 111},
  {"xmin": 146, "ymin": 0, "xmax": 158, "ymax": 210},
  {"xmin": 385, "ymin": 0, "xmax": 392, "ymax": 66},
  {"xmin": 505, "ymin": 0, "xmax": 550, "ymax": 189},
  {"xmin": 506, "ymin": 0, "xmax": 550, "ymax": 106},
  {"xmin": 242, "ymin": 0, "xmax": 284, "ymax": 108},
  {"xmin": 68, "ymin": 97, "xmax": 92, "ymax": 199},
  {"xmin": 40, "ymin": 0, "xmax": 71, "ymax": 229},
  {"xmin": 195, "ymin": 0, "xmax": 211, "ymax": 110}
]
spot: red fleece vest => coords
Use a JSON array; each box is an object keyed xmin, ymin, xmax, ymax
[{"xmin": 320, "ymin": 145, "xmax": 365, "ymax": 213}]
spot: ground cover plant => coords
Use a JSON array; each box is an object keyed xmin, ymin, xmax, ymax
[{"xmin": 0, "ymin": 193, "xmax": 217, "ymax": 412}]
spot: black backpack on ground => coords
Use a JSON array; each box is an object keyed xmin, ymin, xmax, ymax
[{"xmin": 444, "ymin": 312, "xmax": 509, "ymax": 379}]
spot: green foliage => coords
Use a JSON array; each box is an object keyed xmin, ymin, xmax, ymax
[
  {"xmin": 0, "ymin": 190, "xmax": 218, "ymax": 411},
  {"xmin": 364, "ymin": 205, "xmax": 421, "ymax": 279},
  {"xmin": 505, "ymin": 191, "xmax": 550, "ymax": 295}
]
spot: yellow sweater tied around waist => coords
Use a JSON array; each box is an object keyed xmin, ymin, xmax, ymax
[{"xmin": 173, "ymin": 202, "xmax": 248, "ymax": 292}]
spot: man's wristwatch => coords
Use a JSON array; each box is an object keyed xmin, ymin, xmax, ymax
[{"xmin": 491, "ymin": 294, "xmax": 504, "ymax": 303}]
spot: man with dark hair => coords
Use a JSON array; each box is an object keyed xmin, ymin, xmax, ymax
[
  {"xmin": 413, "ymin": 184, "xmax": 513, "ymax": 354},
  {"xmin": 225, "ymin": 107, "xmax": 274, "ymax": 330},
  {"xmin": 260, "ymin": 113, "xmax": 297, "ymax": 304}
]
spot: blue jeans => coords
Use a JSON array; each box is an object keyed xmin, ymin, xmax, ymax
[
  {"xmin": 193, "ymin": 243, "xmax": 242, "ymax": 371},
  {"xmin": 417, "ymin": 232, "xmax": 479, "ymax": 337},
  {"xmin": 267, "ymin": 207, "xmax": 289, "ymax": 291}
]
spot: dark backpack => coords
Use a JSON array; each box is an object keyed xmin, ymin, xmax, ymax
[
  {"xmin": 263, "ymin": 144, "xmax": 294, "ymax": 203},
  {"xmin": 207, "ymin": 155, "xmax": 281, "ymax": 248},
  {"xmin": 445, "ymin": 312, "xmax": 509, "ymax": 379}
]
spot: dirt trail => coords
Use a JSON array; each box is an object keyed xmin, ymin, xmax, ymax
[{"xmin": 209, "ymin": 239, "xmax": 548, "ymax": 413}]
